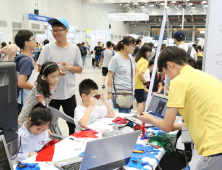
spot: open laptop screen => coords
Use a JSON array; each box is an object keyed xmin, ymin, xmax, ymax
[
  {"xmin": 147, "ymin": 95, "xmax": 168, "ymax": 119},
  {"xmin": 0, "ymin": 140, "xmax": 11, "ymax": 170}
]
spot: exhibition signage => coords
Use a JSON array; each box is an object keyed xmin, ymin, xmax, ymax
[
  {"xmin": 108, "ymin": 13, "xmax": 149, "ymax": 21},
  {"xmin": 28, "ymin": 14, "xmax": 51, "ymax": 22}
]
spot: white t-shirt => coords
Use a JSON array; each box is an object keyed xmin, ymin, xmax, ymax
[
  {"xmin": 74, "ymin": 105, "xmax": 107, "ymax": 132},
  {"xmin": 178, "ymin": 44, "xmax": 197, "ymax": 60}
]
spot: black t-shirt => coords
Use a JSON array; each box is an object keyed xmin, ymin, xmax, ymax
[
  {"xmin": 94, "ymin": 46, "xmax": 103, "ymax": 56},
  {"xmin": 133, "ymin": 46, "xmax": 139, "ymax": 56}
]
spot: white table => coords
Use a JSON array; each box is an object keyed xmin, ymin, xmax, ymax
[{"xmin": 14, "ymin": 113, "xmax": 179, "ymax": 170}]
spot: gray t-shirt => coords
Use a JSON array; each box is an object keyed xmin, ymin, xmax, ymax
[
  {"xmin": 108, "ymin": 53, "xmax": 136, "ymax": 91},
  {"xmin": 37, "ymin": 42, "xmax": 83, "ymax": 100},
  {"xmin": 102, "ymin": 48, "xmax": 115, "ymax": 68},
  {"xmin": 148, "ymin": 48, "xmax": 156, "ymax": 61},
  {"xmin": 178, "ymin": 44, "xmax": 197, "ymax": 60}
]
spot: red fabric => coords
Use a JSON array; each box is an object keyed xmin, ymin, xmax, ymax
[
  {"xmin": 112, "ymin": 116, "xmax": 129, "ymax": 124},
  {"xmin": 35, "ymin": 139, "xmax": 60, "ymax": 162},
  {"xmin": 36, "ymin": 144, "xmax": 55, "ymax": 162},
  {"xmin": 71, "ymin": 129, "xmax": 98, "ymax": 138}
]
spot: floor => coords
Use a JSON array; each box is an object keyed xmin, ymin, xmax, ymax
[{"xmin": 57, "ymin": 67, "xmax": 202, "ymax": 170}]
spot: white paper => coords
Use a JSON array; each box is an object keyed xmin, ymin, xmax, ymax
[{"xmin": 143, "ymin": 69, "xmax": 150, "ymax": 82}]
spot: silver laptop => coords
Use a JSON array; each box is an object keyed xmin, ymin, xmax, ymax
[
  {"xmin": 125, "ymin": 94, "xmax": 168, "ymax": 126},
  {"xmin": 53, "ymin": 131, "xmax": 140, "ymax": 170},
  {"xmin": 0, "ymin": 135, "xmax": 14, "ymax": 170}
]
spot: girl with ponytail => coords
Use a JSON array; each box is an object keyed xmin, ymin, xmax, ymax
[{"xmin": 18, "ymin": 61, "xmax": 60, "ymax": 124}]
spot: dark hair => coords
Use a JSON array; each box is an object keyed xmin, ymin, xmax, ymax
[
  {"xmin": 187, "ymin": 57, "xmax": 197, "ymax": 69},
  {"xmin": 192, "ymin": 44, "xmax": 197, "ymax": 48},
  {"xmin": 43, "ymin": 39, "xmax": 49, "ymax": 46},
  {"xmin": 51, "ymin": 22, "xmax": 67, "ymax": 29},
  {"xmin": 194, "ymin": 47, "xmax": 198, "ymax": 53},
  {"xmin": 157, "ymin": 46, "xmax": 188, "ymax": 72},
  {"xmin": 106, "ymin": 41, "xmax": 112, "ymax": 48},
  {"xmin": 136, "ymin": 39, "xmax": 141, "ymax": 45},
  {"xmin": 115, "ymin": 36, "xmax": 136, "ymax": 51},
  {"xmin": 29, "ymin": 102, "xmax": 52, "ymax": 127},
  {"xmin": 9, "ymin": 42, "xmax": 11, "ymax": 44},
  {"xmin": 15, "ymin": 30, "xmax": 33, "ymax": 49},
  {"xmin": 77, "ymin": 43, "xmax": 81, "ymax": 49},
  {"xmin": 79, "ymin": 79, "xmax": 98, "ymax": 97},
  {"xmin": 147, "ymin": 42, "xmax": 154, "ymax": 48},
  {"xmin": 197, "ymin": 45, "xmax": 202, "ymax": 51},
  {"xmin": 1, "ymin": 42, "xmax": 7, "ymax": 48},
  {"xmin": 98, "ymin": 42, "xmax": 101, "ymax": 44},
  {"xmin": 81, "ymin": 42, "xmax": 85, "ymax": 45},
  {"xmin": 175, "ymin": 37, "xmax": 185, "ymax": 42},
  {"xmin": 149, "ymin": 58, "xmax": 155, "ymax": 66},
  {"xmin": 196, "ymin": 60, "xmax": 203, "ymax": 70},
  {"xmin": 37, "ymin": 62, "xmax": 59, "ymax": 97},
  {"xmin": 135, "ymin": 45, "xmax": 151, "ymax": 62}
]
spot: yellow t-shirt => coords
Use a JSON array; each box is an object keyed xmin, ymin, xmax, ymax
[
  {"xmin": 167, "ymin": 65, "xmax": 222, "ymax": 156},
  {"xmin": 134, "ymin": 57, "xmax": 148, "ymax": 89}
]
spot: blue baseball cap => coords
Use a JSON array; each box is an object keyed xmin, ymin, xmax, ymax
[
  {"xmin": 48, "ymin": 17, "xmax": 69, "ymax": 29},
  {"xmin": 174, "ymin": 30, "xmax": 186, "ymax": 39}
]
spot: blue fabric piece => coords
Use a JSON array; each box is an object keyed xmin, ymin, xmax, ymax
[
  {"xmin": 16, "ymin": 163, "xmax": 40, "ymax": 170},
  {"xmin": 79, "ymin": 152, "xmax": 84, "ymax": 156}
]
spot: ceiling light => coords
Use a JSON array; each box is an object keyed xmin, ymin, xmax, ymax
[
  {"xmin": 145, "ymin": 4, "xmax": 148, "ymax": 6},
  {"xmin": 120, "ymin": 4, "xmax": 121, "ymax": 5},
  {"xmin": 150, "ymin": 4, "xmax": 154, "ymax": 7},
  {"xmin": 157, "ymin": 25, "xmax": 159, "ymax": 26},
  {"xmin": 155, "ymin": 19, "xmax": 156, "ymax": 21},
  {"xmin": 191, "ymin": 5, "xmax": 195, "ymax": 9},
  {"xmin": 172, "ymin": 1, "xmax": 176, "ymax": 3},
  {"xmin": 188, "ymin": 3, "xmax": 193, "ymax": 5},
  {"xmin": 135, "ymin": 25, "xmax": 136, "ymax": 26},
  {"xmin": 141, "ymin": 5, "xmax": 145, "ymax": 8},
  {"xmin": 134, "ymin": 2, "xmax": 138, "ymax": 5},
  {"xmin": 130, "ymin": 8, "xmax": 131, "ymax": 9},
  {"xmin": 179, "ymin": 19, "xmax": 180, "ymax": 21},
  {"xmin": 125, "ymin": 4, "xmax": 129, "ymax": 6},
  {"xmin": 202, "ymin": 1, "xmax": 207, "ymax": 4},
  {"xmin": 166, "ymin": 6, "xmax": 169, "ymax": 8},
  {"xmin": 160, "ymin": 3, "xmax": 164, "ymax": 5},
  {"xmin": 204, "ymin": 5, "xmax": 208, "ymax": 7}
]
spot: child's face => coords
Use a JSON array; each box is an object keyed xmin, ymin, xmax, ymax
[
  {"xmin": 44, "ymin": 70, "xmax": 60, "ymax": 87},
  {"xmin": 149, "ymin": 64, "xmax": 154, "ymax": 72},
  {"xmin": 29, "ymin": 124, "xmax": 49, "ymax": 135},
  {"xmin": 82, "ymin": 89, "xmax": 99, "ymax": 104},
  {"xmin": 28, "ymin": 36, "xmax": 37, "ymax": 51}
]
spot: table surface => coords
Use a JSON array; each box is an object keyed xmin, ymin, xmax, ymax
[{"xmin": 13, "ymin": 113, "xmax": 180, "ymax": 170}]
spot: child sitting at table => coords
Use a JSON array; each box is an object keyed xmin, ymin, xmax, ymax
[
  {"xmin": 74, "ymin": 79, "xmax": 116, "ymax": 132},
  {"xmin": 15, "ymin": 102, "xmax": 52, "ymax": 162}
]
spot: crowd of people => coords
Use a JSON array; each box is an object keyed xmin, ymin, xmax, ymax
[{"xmin": 1, "ymin": 16, "xmax": 222, "ymax": 170}]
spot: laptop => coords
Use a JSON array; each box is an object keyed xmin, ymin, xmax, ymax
[
  {"xmin": 125, "ymin": 94, "xmax": 168, "ymax": 126},
  {"xmin": 0, "ymin": 135, "xmax": 14, "ymax": 170},
  {"xmin": 53, "ymin": 131, "xmax": 140, "ymax": 170}
]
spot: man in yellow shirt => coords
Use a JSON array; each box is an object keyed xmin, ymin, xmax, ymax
[{"xmin": 138, "ymin": 46, "xmax": 222, "ymax": 169}]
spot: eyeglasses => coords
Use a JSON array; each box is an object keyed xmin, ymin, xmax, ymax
[
  {"xmin": 28, "ymin": 38, "xmax": 35, "ymax": 42},
  {"xmin": 128, "ymin": 44, "xmax": 135, "ymax": 48},
  {"xmin": 51, "ymin": 29, "xmax": 66, "ymax": 34}
]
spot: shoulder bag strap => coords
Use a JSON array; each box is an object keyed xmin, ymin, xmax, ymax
[
  {"xmin": 187, "ymin": 46, "xmax": 192, "ymax": 57},
  {"xmin": 129, "ymin": 58, "xmax": 133, "ymax": 91}
]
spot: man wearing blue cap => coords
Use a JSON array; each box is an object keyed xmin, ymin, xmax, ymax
[
  {"xmin": 174, "ymin": 30, "xmax": 197, "ymax": 60},
  {"xmin": 37, "ymin": 17, "xmax": 83, "ymax": 135}
]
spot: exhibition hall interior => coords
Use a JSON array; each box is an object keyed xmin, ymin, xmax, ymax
[{"xmin": 1, "ymin": 0, "xmax": 222, "ymax": 170}]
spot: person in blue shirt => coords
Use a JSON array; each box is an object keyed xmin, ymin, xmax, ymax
[{"xmin": 15, "ymin": 102, "xmax": 52, "ymax": 162}]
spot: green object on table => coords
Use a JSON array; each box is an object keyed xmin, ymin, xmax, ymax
[{"xmin": 148, "ymin": 133, "xmax": 176, "ymax": 153}]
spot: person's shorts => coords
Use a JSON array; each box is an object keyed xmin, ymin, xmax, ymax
[
  {"xmin": 32, "ymin": 56, "xmax": 37, "ymax": 61},
  {"xmin": 135, "ymin": 89, "xmax": 145, "ymax": 103},
  {"xmin": 102, "ymin": 67, "xmax": 108, "ymax": 76},
  {"xmin": 95, "ymin": 55, "xmax": 101, "ymax": 62}
]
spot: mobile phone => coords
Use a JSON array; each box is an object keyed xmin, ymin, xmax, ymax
[{"xmin": 94, "ymin": 94, "xmax": 100, "ymax": 100}]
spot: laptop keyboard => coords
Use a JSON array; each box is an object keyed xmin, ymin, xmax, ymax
[{"xmin": 61, "ymin": 161, "xmax": 81, "ymax": 170}]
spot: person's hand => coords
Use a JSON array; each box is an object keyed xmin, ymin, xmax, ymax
[
  {"xmin": 59, "ymin": 68, "xmax": 68, "ymax": 76},
  {"xmin": 89, "ymin": 95, "xmax": 97, "ymax": 108},
  {"xmin": 99, "ymin": 91, "xmax": 106, "ymax": 103},
  {"xmin": 60, "ymin": 62, "xmax": 67, "ymax": 66},
  {"xmin": 29, "ymin": 151, "xmax": 37, "ymax": 157},
  {"xmin": 137, "ymin": 112, "xmax": 153, "ymax": 124},
  {"xmin": 47, "ymin": 129, "xmax": 52, "ymax": 137},
  {"xmin": 107, "ymin": 92, "xmax": 113, "ymax": 100},
  {"xmin": 64, "ymin": 64, "xmax": 72, "ymax": 71},
  {"xmin": 0, "ymin": 44, "xmax": 17, "ymax": 56},
  {"xmin": 156, "ymin": 91, "xmax": 161, "ymax": 94}
]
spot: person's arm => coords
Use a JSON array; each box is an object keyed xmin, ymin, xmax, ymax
[
  {"xmin": 38, "ymin": 65, "xmax": 41, "ymax": 72},
  {"xmin": 166, "ymin": 83, "xmax": 170, "ymax": 95},
  {"xmin": 137, "ymin": 107, "xmax": 178, "ymax": 133},
  {"xmin": 64, "ymin": 64, "xmax": 82, "ymax": 73},
  {"xmin": 18, "ymin": 75, "xmax": 34, "ymax": 90},
  {"xmin": 107, "ymin": 70, "xmax": 114, "ymax": 99},
  {"xmin": 78, "ymin": 96, "xmax": 97, "ymax": 128},
  {"xmin": 36, "ymin": 96, "xmax": 44, "ymax": 103},
  {"xmin": 172, "ymin": 123, "xmax": 185, "ymax": 131},
  {"xmin": 156, "ymin": 82, "xmax": 163, "ymax": 94},
  {"xmin": 138, "ymin": 70, "xmax": 146, "ymax": 83},
  {"xmin": 99, "ymin": 91, "xmax": 115, "ymax": 118},
  {"xmin": 0, "ymin": 44, "xmax": 18, "ymax": 61},
  {"xmin": 144, "ymin": 84, "xmax": 149, "ymax": 93}
]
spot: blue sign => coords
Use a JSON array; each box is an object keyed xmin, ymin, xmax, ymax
[{"xmin": 28, "ymin": 14, "xmax": 51, "ymax": 22}]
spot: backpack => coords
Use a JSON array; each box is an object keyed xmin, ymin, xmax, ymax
[
  {"xmin": 80, "ymin": 46, "xmax": 87, "ymax": 56},
  {"xmin": 146, "ymin": 72, "xmax": 160, "ymax": 87},
  {"xmin": 14, "ymin": 54, "xmax": 34, "ymax": 104},
  {"xmin": 186, "ymin": 46, "xmax": 192, "ymax": 58}
]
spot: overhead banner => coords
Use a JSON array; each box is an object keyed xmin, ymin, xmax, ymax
[
  {"xmin": 28, "ymin": 14, "xmax": 51, "ymax": 22},
  {"xmin": 108, "ymin": 13, "xmax": 149, "ymax": 21}
]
